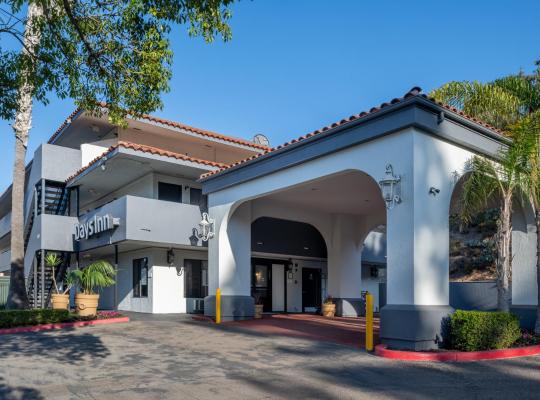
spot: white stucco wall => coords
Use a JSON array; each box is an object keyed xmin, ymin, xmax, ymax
[
  {"xmin": 151, "ymin": 248, "xmax": 208, "ymax": 313},
  {"xmin": 80, "ymin": 140, "xmax": 117, "ymax": 166},
  {"xmin": 285, "ymin": 259, "xmax": 327, "ymax": 312},
  {"xmin": 95, "ymin": 247, "xmax": 208, "ymax": 313}
]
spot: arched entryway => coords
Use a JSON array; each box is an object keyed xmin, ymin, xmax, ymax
[
  {"xmin": 251, "ymin": 217, "xmax": 327, "ymax": 314},
  {"xmin": 207, "ymin": 169, "xmax": 387, "ymax": 320}
]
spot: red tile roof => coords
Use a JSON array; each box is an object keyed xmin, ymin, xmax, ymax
[
  {"xmin": 200, "ymin": 87, "xmax": 507, "ymax": 180},
  {"xmin": 47, "ymin": 108, "xmax": 83, "ymax": 145},
  {"xmin": 66, "ymin": 141, "xmax": 227, "ymax": 183},
  {"xmin": 48, "ymin": 104, "xmax": 269, "ymax": 151}
]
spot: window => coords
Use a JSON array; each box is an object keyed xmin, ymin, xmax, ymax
[
  {"xmin": 184, "ymin": 259, "xmax": 208, "ymax": 298},
  {"xmin": 253, "ymin": 265, "xmax": 268, "ymax": 288},
  {"xmin": 158, "ymin": 182, "xmax": 182, "ymax": 203},
  {"xmin": 133, "ymin": 258, "xmax": 148, "ymax": 297}
]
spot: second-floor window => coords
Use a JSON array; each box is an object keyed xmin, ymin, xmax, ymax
[{"xmin": 158, "ymin": 182, "xmax": 182, "ymax": 203}]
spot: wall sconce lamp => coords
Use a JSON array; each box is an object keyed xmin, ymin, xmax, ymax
[
  {"xmin": 379, "ymin": 164, "xmax": 401, "ymax": 209},
  {"xmin": 175, "ymin": 264, "xmax": 184, "ymax": 276},
  {"xmin": 167, "ymin": 248, "xmax": 184, "ymax": 276},
  {"xmin": 197, "ymin": 212, "xmax": 215, "ymax": 242},
  {"xmin": 167, "ymin": 248, "xmax": 175, "ymax": 265}
]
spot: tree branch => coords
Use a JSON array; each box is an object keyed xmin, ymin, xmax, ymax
[{"xmin": 61, "ymin": 0, "xmax": 110, "ymax": 79}]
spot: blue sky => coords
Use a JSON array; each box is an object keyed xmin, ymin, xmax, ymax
[{"xmin": 0, "ymin": 0, "xmax": 539, "ymax": 192}]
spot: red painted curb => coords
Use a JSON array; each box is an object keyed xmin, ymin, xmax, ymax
[
  {"xmin": 0, "ymin": 316, "xmax": 130, "ymax": 335},
  {"xmin": 375, "ymin": 343, "xmax": 540, "ymax": 362}
]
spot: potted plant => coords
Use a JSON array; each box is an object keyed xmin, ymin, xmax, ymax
[
  {"xmin": 71, "ymin": 260, "xmax": 116, "ymax": 317},
  {"xmin": 45, "ymin": 252, "xmax": 73, "ymax": 310},
  {"xmin": 254, "ymin": 295, "xmax": 264, "ymax": 319},
  {"xmin": 322, "ymin": 295, "xmax": 336, "ymax": 317}
]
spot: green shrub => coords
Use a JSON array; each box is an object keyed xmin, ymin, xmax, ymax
[
  {"xmin": 0, "ymin": 309, "xmax": 71, "ymax": 329},
  {"xmin": 450, "ymin": 310, "xmax": 521, "ymax": 351}
]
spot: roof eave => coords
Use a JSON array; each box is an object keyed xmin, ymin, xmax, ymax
[{"xmin": 199, "ymin": 96, "xmax": 510, "ymax": 184}]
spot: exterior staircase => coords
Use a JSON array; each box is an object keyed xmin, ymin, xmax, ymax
[
  {"xmin": 24, "ymin": 180, "xmax": 71, "ymax": 308},
  {"xmin": 26, "ymin": 251, "xmax": 69, "ymax": 308}
]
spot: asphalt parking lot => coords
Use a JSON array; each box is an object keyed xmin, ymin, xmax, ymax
[{"xmin": 1, "ymin": 312, "xmax": 540, "ymax": 399}]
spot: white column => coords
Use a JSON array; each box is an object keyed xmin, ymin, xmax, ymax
[
  {"xmin": 205, "ymin": 201, "xmax": 253, "ymax": 320},
  {"xmin": 326, "ymin": 214, "xmax": 366, "ymax": 316},
  {"xmin": 386, "ymin": 177, "xmax": 450, "ymax": 306},
  {"xmin": 327, "ymin": 214, "xmax": 363, "ymax": 299},
  {"xmin": 382, "ymin": 131, "xmax": 462, "ymax": 350},
  {"xmin": 207, "ymin": 202, "xmax": 251, "ymax": 295}
]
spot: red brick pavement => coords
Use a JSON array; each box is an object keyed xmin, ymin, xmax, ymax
[{"xmin": 224, "ymin": 313, "xmax": 380, "ymax": 349}]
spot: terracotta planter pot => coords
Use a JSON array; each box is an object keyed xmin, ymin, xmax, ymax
[
  {"xmin": 75, "ymin": 294, "xmax": 99, "ymax": 317},
  {"xmin": 322, "ymin": 303, "xmax": 336, "ymax": 317},
  {"xmin": 254, "ymin": 304, "xmax": 264, "ymax": 319},
  {"xmin": 51, "ymin": 293, "xmax": 70, "ymax": 310}
]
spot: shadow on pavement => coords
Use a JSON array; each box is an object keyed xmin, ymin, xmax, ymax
[
  {"xmin": 0, "ymin": 377, "xmax": 44, "ymax": 400},
  {"xmin": 0, "ymin": 327, "xmax": 110, "ymax": 364},
  {"xmin": 187, "ymin": 318, "xmax": 540, "ymax": 399}
]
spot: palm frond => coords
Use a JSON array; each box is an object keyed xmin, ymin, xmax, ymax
[
  {"xmin": 430, "ymin": 80, "xmax": 524, "ymax": 131},
  {"xmin": 44, "ymin": 252, "xmax": 62, "ymax": 268},
  {"xmin": 460, "ymin": 156, "xmax": 502, "ymax": 224},
  {"xmin": 71, "ymin": 260, "xmax": 116, "ymax": 295},
  {"xmin": 493, "ymin": 75, "xmax": 540, "ymax": 115},
  {"xmin": 508, "ymin": 112, "xmax": 540, "ymax": 208}
]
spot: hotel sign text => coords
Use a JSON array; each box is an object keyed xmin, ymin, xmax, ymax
[{"xmin": 74, "ymin": 214, "xmax": 120, "ymax": 241}]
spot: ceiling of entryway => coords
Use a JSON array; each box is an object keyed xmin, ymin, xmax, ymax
[{"xmin": 259, "ymin": 170, "xmax": 385, "ymax": 216}]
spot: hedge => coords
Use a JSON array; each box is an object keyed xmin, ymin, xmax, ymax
[
  {"xmin": 450, "ymin": 310, "xmax": 521, "ymax": 351},
  {"xmin": 0, "ymin": 309, "xmax": 71, "ymax": 329}
]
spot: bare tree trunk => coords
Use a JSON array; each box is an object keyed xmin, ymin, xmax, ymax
[
  {"xmin": 496, "ymin": 196, "xmax": 512, "ymax": 312},
  {"xmin": 535, "ymin": 209, "xmax": 540, "ymax": 334},
  {"xmin": 6, "ymin": 3, "xmax": 44, "ymax": 309}
]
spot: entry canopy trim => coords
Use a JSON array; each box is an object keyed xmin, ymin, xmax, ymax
[{"xmin": 200, "ymin": 87, "xmax": 510, "ymax": 194}]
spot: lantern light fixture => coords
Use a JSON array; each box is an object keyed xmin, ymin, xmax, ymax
[
  {"xmin": 379, "ymin": 164, "xmax": 402, "ymax": 210},
  {"xmin": 197, "ymin": 212, "xmax": 215, "ymax": 242}
]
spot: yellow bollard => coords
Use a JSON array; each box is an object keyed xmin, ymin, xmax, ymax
[
  {"xmin": 216, "ymin": 287, "xmax": 221, "ymax": 324},
  {"xmin": 365, "ymin": 292, "xmax": 374, "ymax": 351}
]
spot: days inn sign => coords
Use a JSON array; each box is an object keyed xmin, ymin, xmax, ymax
[{"xmin": 74, "ymin": 214, "xmax": 120, "ymax": 241}]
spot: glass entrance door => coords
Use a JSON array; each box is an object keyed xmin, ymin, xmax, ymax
[{"xmin": 252, "ymin": 263, "xmax": 271, "ymax": 312}]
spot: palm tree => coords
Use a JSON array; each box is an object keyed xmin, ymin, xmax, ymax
[
  {"xmin": 5, "ymin": 2, "xmax": 43, "ymax": 309},
  {"xmin": 455, "ymin": 146, "xmax": 530, "ymax": 311},
  {"xmin": 431, "ymin": 63, "xmax": 540, "ymax": 313}
]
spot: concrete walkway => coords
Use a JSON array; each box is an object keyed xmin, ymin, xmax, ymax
[
  {"xmin": 224, "ymin": 313, "xmax": 380, "ymax": 349},
  {"xmin": 1, "ymin": 313, "xmax": 540, "ymax": 399}
]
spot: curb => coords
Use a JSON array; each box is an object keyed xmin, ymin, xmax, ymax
[
  {"xmin": 0, "ymin": 316, "xmax": 130, "ymax": 335},
  {"xmin": 375, "ymin": 343, "xmax": 540, "ymax": 362}
]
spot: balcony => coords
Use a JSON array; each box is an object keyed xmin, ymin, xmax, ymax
[{"xmin": 76, "ymin": 195, "xmax": 206, "ymax": 251}]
